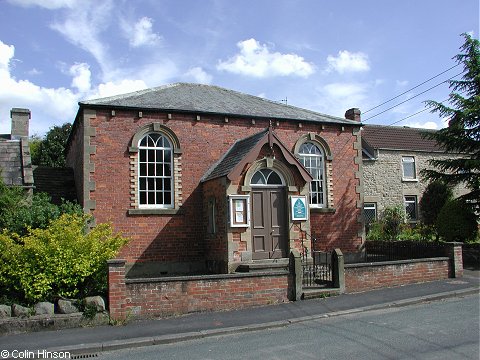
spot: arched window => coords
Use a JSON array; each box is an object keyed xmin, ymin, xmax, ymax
[
  {"xmin": 298, "ymin": 142, "xmax": 326, "ymax": 207},
  {"xmin": 138, "ymin": 133, "xmax": 173, "ymax": 208},
  {"xmin": 250, "ymin": 168, "xmax": 284, "ymax": 186}
]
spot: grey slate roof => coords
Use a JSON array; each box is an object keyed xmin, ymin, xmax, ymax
[
  {"xmin": 80, "ymin": 83, "xmax": 359, "ymax": 125},
  {"xmin": 0, "ymin": 140, "xmax": 24, "ymax": 186},
  {"xmin": 362, "ymin": 125, "xmax": 443, "ymax": 153},
  {"xmin": 202, "ymin": 129, "xmax": 268, "ymax": 182}
]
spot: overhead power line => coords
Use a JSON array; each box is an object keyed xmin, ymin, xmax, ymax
[
  {"xmin": 363, "ymin": 63, "xmax": 460, "ymax": 114},
  {"xmin": 363, "ymin": 72, "xmax": 462, "ymax": 122}
]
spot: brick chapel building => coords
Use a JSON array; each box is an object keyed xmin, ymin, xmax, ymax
[{"xmin": 65, "ymin": 83, "xmax": 364, "ymax": 277}]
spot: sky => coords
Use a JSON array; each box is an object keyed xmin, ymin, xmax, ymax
[{"xmin": 0, "ymin": 0, "xmax": 478, "ymax": 136}]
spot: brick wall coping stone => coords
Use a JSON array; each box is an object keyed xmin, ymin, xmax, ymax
[
  {"xmin": 344, "ymin": 257, "xmax": 449, "ymax": 269},
  {"xmin": 125, "ymin": 270, "xmax": 289, "ymax": 284}
]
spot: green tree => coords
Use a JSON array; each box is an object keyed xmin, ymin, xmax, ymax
[
  {"xmin": 419, "ymin": 181, "xmax": 453, "ymax": 226},
  {"xmin": 33, "ymin": 123, "xmax": 72, "ymax": 167},
  {"xmin": 422, "ymin": 33, "xmax": 480, "ymax": 210}
]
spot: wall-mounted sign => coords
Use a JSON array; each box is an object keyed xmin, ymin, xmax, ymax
[
  {"xmin": 229, "ymin": 195, "xmax": 250, "ymax": 227},
  {"xmin": 291, "ymin": 196, "xmax": 308, "ymax": 221}
]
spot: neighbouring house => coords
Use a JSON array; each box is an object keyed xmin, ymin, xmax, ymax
[
  {"xmin": 361, "ymin": 124, "xmax": 468, "ymax": 226},
  {"xmin": 0, "ymin": 108, "xmax": 34, "ymax": 192},
  {"xmin": 65, "ymin": 83, "xmax": 364, "ymax": 277}
]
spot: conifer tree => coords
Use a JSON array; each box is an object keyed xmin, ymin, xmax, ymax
[{"xmin": 422, "ymin": 33, "xmax": 480, "ymax": 210}]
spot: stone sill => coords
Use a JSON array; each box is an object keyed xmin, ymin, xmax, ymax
[
  {"xmin": 310, "ymin": 207, "xmax": 336, "ymax": 214},
  {"xmin": 128, "ymin": 208, "xmax": 184, "ymax": 215},
  {"xmin": 402, "ymin": 178, "xmax": 419, "ymax": 183}
]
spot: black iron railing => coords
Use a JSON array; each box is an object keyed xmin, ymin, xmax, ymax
[
  {"xmin": 301, "ymin": 248, "xmax": 333, "ymax": 288},
  {"xmin": 364, "ymin": 241, "xmax": 449, "ymax": 262}
]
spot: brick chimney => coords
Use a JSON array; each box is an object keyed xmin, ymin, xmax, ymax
[
  {"xmin": 11, "ymin": 108, "xmax": 30, "ymax": 139},
  {"xmin": 345, "ymin": 108, "xmax": 361, "ymax": 122}
]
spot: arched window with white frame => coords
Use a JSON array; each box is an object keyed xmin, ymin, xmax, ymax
[
  {"xmin": 298, "ymin": 142, "xmax": 326, "ymax": 207},
  {"xmin": 138, "ymin": 132, "xmax": 173, "ymax": 208}
]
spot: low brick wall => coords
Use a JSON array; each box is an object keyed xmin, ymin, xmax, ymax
[
  {"xmin": 344, "ymin": 257, "xmax": 450, "ymax": 293},
  {"xmin": 108, "ymin": 260, "xmax": 289, "ymax": 319}
]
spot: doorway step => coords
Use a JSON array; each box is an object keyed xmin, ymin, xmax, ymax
[
  {"xmin": 236, "ymin": 259, "xmax": 289, "ymax": 273},
  {"xmin": 302, "ymin": 288, "xmax": 340, "ymax": 300}
]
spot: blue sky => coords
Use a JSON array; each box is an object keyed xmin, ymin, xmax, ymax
[{"xmin": 0, "ymin": 0, "xmax": 478, "ymax": 135}]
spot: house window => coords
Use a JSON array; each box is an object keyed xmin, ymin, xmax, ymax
[
  {"xmin": 404, "ymin": 196, "xmax": 418, "ymax": 221},
  {"xmin": 364, "ymin": 203, "xmax": 377, "ymax": 225},
  {"xmin": 138, "ymin": 133, "xmax": 173, "ymax": 208},
  {"xmin": 402, "ymin": 156, "xmax": 416, "ymax": 180},
  {"xmin": 298, "ymin": 142, "xmax": 326, "ymax": 207}
]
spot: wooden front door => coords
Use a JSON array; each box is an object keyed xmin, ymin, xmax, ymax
[{"xmin": 251, "ymin": 187, "xmax": 287, "ymax": 259}]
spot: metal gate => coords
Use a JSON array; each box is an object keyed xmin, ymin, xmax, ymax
[{"xmin": 301, "ymin": 246, "xmax": 333, "ymax": 288}]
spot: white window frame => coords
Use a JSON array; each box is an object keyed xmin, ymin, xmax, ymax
[
  {"xmin": 229, "ymin": 195, "xmax": 250, "ymax": 228},
  {"xmin": 404, "ymin": 195, "xmax": 418, "ymax": 222},
  {"xmin": 402, "ymin": 156, "xmax": 417, "ymax": 181},
  {"xmin": 364, "ymin": 202, "xmax": 377, "ymax": 224},
  {"xmin": 138, "ymin": 132, "xmax": 174, "ymax": 209},
  {"xmin": 298, "ymin": 142, "xmax": 326, "ymax": 208}
]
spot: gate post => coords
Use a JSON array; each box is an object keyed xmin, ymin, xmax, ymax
[
  {"xmin": 332, "ymin": 249, "xmax": 345, "ymax": 293},
  {"xmin": 288, "ymin": 250, "xmax": 302, "ymax": 301},
  {"xmin": 445, "ymin": 242, "xmax": 464, "ymax": 278},
  {"xmin": 108, "ymin": 259, "xmax": 127, "ymax": 320}
]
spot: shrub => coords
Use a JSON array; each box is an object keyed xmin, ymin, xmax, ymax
[
  {"xmin": 0, "ymin": 213, "xmax": 129, "ymax": 304},
  {"xmin": 382, "ymin": 206, "xmax": 406, "ymax": 241},
  {"xmin": 436, "ymin": 199, "xmax": 478, "ymax": 242},
  {"xmin": 0, "ymin": 177, "xmax": 82, "ymax": 236}
]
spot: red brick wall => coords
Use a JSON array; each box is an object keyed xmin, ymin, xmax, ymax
[
  {"xmin": 81, "ymin": 109, "xmax": 361, "ymax": 264},
  {"xmin": 344, "ymin": 258, "xmax": 450, "ymax": 293},
  {"xmin": 124, "ymin": 274, "xmax": 288, "ymax": 318}
]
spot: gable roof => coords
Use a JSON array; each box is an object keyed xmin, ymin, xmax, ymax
[
  {"xmin": 202, "ymin": 127, "xmax": 312, "ymax": 183},
  {"xmin": 362, "ymin": 125, "xmax": 443, "ymax": 153},
  {"xmin": 80, "ymin": 83, "xmax": 359, "ymax": 126}
]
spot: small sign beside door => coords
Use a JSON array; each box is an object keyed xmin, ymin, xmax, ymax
[{"xmin": 291, "ymin": 196, "xmax": 308, "ymax": 221}]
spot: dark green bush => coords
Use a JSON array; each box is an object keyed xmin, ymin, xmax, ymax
[{"xmin": 436, "ymin": 199, "xmax": 478, "ymax": 242}]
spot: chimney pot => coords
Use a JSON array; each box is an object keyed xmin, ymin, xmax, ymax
[
  {"xmin": 345, "ymin": 108, "xmax": 361, "ymax": 122},
  {"xmin": 10, "ymin": 108, "xmax": 30, "ymax": 139}
]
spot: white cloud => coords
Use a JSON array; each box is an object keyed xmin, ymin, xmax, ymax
[
  {"xmin": 183, "ymin": 67, "xmax": 212, "ymax": 84},
  {"xmin": 314, "ymin": 82, "xmax": 369, "ymax": 117},
  {"xmin": 0, "ymin": 40, "xmax": 150, "ymax": 135},
  {"xmin": 326, "ymin": 50, "xmax": 370, "ymax": 74},
  {"xmin": 69, "ymin": 63, "xmax": 91, "ymax": 93},
  {"xmin": 0, "ymin": 40, "xmax": 79, "ymax": 134},
  {"xmin": 122, "ymin": 17, "xmax": 162, "ymax": 47},
  {"xmin": 404, "ymin": 121, "xmax": 439, "ymax": 130},
  {"xmin": 217, "ymin": 38, "xmax": 315, "ymax": 78},
  {"xmin": 7, "ymin": 0, "xmax": 76, "ymax": 9},
  {"xmin": 50, "ymin": 1, "xmax": 114, "ymax": 76},
  {"xmin": 89, "ymin": 79, "xmax": 148, "ymax": 99}
]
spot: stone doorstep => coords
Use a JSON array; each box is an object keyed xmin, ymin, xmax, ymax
[
  {"xmin": 236, "ymin": 259, "xmax": 290, "ymax": 273},
  {"xmin": 0, "ymin": 312, "xmax": 109, "ymax": 335},
  {"xmin": 302, "ymin": 288, "xmax": 340, "ymax": 300}
]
